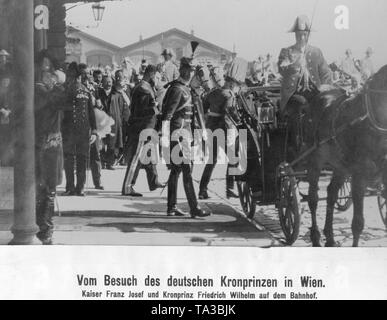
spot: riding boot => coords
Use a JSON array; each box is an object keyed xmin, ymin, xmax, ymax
[
  {"xmin": 75, "ymin": 154, "xmax": 87, "ymax": 195},
  {"xmin": 167, "ymin": 166, "xmax": 181, "ymax": 212},
  {"xmin": 64, "ymin": 154, "xmax": 75, "ymax": 193},
  {"xmin": 182, "ymin": 164, "xmax": 199, "ymax": 211},
  {"xmin": 36, "ymin": 190, "xmax": 55, "ymax": 245},
  {"xmin": 35, "ymin": 186, "xmax": 46, "ymax": 236}
]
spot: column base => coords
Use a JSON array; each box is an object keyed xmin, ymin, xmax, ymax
[{"xmin": 9, "ymin": 226, "xmax": 40, "ymax": 245}]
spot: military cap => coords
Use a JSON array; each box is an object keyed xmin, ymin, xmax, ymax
[{"xmin": 288, "ymin": 15, "xmax": 314, "ymax": 33}]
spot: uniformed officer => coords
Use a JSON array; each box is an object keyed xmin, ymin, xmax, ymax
[
  {"xmin": 62, "ymin": 63, "xmax": 98, "ymax": 196},
  {"xmin": 160, "ymin": 57, "xmax": 210, "ymax": 218},
  {"xmin": 121, "ymin": 64, "xmax": 164, "ymax": 197},
  {"xmin": 278, "ymin": 15, "xmax": 332, "ymax": 112},
  {"xmin": 34, "ymin": 50, "xmax": 67, "ymax": 244},
  {"xmin": 198, "ymin": 66, "xmax": 243, "ymax": 200},
  {"xmin": 278, "ymin": 15, "xmax": 332, "ymax": 155}
]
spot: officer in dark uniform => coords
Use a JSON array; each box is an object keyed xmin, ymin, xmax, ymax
[
  {"xmin": 34, "ymin": 50, "xmax": 67, "ymax": 244},
  {"xmin": 198, "ymin": 74, "xmax": 243, "ymax": 200},
  {"xmin": 121, "ymin": 64, "xmax": 164, "ymax": 197},
  {"xmin": 160, "ymin": 57, "xmax": 210, "ymax": 218},
  {"xmin": 62, "ymin": 63, "xmax": 98, "ymax": 196},
  {"xmin": 278, "ymin": 15, "xmax": 332, "ymax": 156}
]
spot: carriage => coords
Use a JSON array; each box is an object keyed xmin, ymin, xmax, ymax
[{"xmin": 234, "ymin": 84, "xmax": 387, "ymax": 245}]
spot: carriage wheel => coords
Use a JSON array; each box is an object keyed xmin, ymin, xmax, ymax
[
  {"xmin": 277, "ymin": 164, "xmax": 300, "ymax": 245},
  {"xmin": 335, "ymin": 177, "xmax": 353, "ymax": 212},
  {"xmin": 237, "ymin": 181, "xmax": 257, "ymax": 219},
  {"xmin": 377, "ymin": 184, "xmax": 387, "ymax": 228}
]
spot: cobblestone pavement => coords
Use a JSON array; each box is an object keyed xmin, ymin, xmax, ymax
[
  {"xmin": 1, "ymin": 163, "xmax": 386, "ymax": 247},
  {"xmin": 0, "ymin": 164, "xmax": 274, "ymax": 246},
  {"xmin": 216, "ymin": 178, "xmax": 387, "ymax": 247}
]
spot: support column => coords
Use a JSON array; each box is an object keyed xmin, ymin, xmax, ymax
[{"xmin": 9, "ymin": 0, "xmax": 39, "ymax": 245}]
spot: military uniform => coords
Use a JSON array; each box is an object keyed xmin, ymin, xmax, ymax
[
  {"xmin": 199, "ymin": 87, "xmax": 242, "ymax": 197},
  {"xmin": 62, "ymin": 82, "xmax": 97, "ymax": 195},
  {"xmin": 161, "ymin": 57, "xmax": 209, "ymax": 217},
  {"xmin": 89, "ymin": 82, "xmax": 103, "ymax": 188},
  {"xmin": 34, "ymin": 80, "xmax": 66, "ymax": 243},
  {"xmin": 121, "ymin": 79, "xmax": 161, "ymax": 195},
  {"xmin": 278, "ymin": 15, "xmax": 332, "ymax": 158},
  {"xmin": 278, "ymin": 44, "xmax": 332, "ymax": 111}
]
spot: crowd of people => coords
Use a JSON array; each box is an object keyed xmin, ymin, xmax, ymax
[
  {"xmin": 0, "ymin": 13, "xmax": 381, "ymax": 245},
  {"xmin": 331, "ymin": 47, "xmax": 376, "ymax": 94}
]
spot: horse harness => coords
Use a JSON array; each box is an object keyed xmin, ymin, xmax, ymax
[{"xmin": 290, "ymin": 80, "xmax": 387, "ymax": 167}]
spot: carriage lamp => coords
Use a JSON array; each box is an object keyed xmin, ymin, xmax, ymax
[{"xmin": 92, "ymin": 2, "xmax": 106, "ymax": 22}]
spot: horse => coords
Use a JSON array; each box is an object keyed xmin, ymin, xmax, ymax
[{"xmin": 307, "ymin": 64, "xmax": 387, "ymax": 247}]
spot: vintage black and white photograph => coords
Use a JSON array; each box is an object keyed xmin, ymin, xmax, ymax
[{"xmin": 0, "ymin": 0, "xmax": 386, "ymax": 250}]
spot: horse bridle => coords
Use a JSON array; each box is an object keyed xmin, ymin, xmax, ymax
[{"xmin": 362, "ymin": 79, "xmax": 387, "ymax": 134}]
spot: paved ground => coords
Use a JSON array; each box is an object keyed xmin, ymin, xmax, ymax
[
  {"xmin": 1, "ymin": 163, "xmax": 386, "ymax": 247},
  {"xmin": 0, "ymin": 164, "xmax": 274, "ymax": 247},
  {"xmin": 247, "ymin": 181, "xmax": 387, "ymax": 247}
]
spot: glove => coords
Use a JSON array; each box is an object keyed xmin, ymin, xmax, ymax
[{"xmin": 89, "ymin": 133, "xmax": 97, "ymax": 145}]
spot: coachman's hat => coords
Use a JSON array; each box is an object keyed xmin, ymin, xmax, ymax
[{"xmin": 288, "ymin": 15, "xmax": 314, "ymax": 33}]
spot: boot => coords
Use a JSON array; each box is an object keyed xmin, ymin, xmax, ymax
[
  {"xmin": 198, "ymin": 190, "xmax": 210, "ymax": 200},
  {"xmin": 36, "ymin": 192, "xmax": 55, "ymax": 245},
  {"xmin": 190, "ymin": 207, "xmax": 211, "ymax": 218},
  {"xmin": 150, "ymin": 182, "xmax": 166, "ymax": 191},
  {"xmin": 167, "ymin": 168, "xmax": 180, "ymax": 211},
  {"xmin": 167, "ymin": 206, "xmax": 187, "ymax": 217},
  {"xmin": 75, "ymin": 154, "xmax": 87, "ymax": 195},
  {"xmin": 64, "ymin": 154, "xmax": 75, "ymax": 194},
  {"xmin": 122, "ymin": 186, "xmax": 143, "ymax": 197}
]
